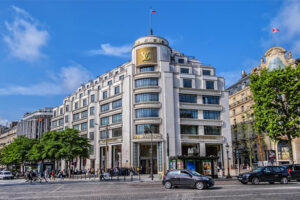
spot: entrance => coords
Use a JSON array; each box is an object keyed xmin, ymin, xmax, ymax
[
  {"xmin": 140, "ymin": 158, "xmax": 157, "ymax": 174},
  {"xmin": 139, "ymin": 144, "xmax": 157, "ymax": 174}
]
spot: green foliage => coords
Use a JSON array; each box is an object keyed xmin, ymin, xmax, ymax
[{"xmin": 250, "ymin": 65, "xmax": 300, "ymax": 162}]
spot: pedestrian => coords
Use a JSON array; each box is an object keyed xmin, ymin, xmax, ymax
[
  {"xmin": 59, "ymin": 171, "xmax": 63, "ymax": 181},
  {"xmin": 51, "ymin": 170, "xmax": 55, "ymax": 181}
]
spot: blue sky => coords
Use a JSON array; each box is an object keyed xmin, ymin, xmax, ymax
[{"xmin": 0, "ymin": 0, "xmax": 300, "ymax": 125}]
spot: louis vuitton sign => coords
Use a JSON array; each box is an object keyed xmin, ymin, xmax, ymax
[{"xmin": 136, "ymin": 47, "xmax": 157, "ymax": 65}]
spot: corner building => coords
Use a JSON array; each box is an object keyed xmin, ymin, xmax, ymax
[{"xmin": 51, "ymin": 34, "xmax": 232, "ymax": 176}]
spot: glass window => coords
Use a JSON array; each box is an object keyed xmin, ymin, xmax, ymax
[
  {"xmin": 135, "ymin": 78, "xmax": 158, "ymax": 88},
  {"xmin": 88, "ymin": 89, "xmax": 91, "ymax": 94},
  {"xmin": 66, "ymin": 105, "xmax": 69, "ymax": 112},
  {"xmin": 112, "ymin": 113, "xmax": 122, "ymax": 123},
  {"xmin": 65, "ymin": 115, "xmax": 69, "ymax": 123},
  {"xmin": 100, "ymin": 130, "xmax": 108, "ymax": 139},
  {"xmin": 119, "ymin": 75, "xmax": 124, "ymax": 80},
  {"xmin": 112, "ymin": 99, "xmax": 122, "ymax": 109},
  {"xmin": 180, "ymin": 125, "xmax": 198, "ymax": 135},
  {"xmin": 79, "ymin": 93, "xmax": 83, "ymax": 98},
  {"xmin": 82, "ymin": 99, "xmax": 87, "ymax": 106},
  {"xmin": 90, "ymin": 106, "xmax": 94, "ymax": 115},
  {"xmin": 60, "ymin": 108, "xmax": 63, "ymax": 115},
  {"xmin": 59, "ymin": 118, "xmax": 64, "ymax": 126},
  {"xmin": 136, "ymin": 124, "xmax": 159, "ymax": 134},
  {"xmin": 108, "ymin": 80, "xmax": 112, "ymax": 85},
  {"xmin": 101, "ymin": 117, "xmax": 109, "ymax": 126},
  {"xmin": 91, "ymin": 94, "xmax": 95, "ymax": 102},
  {"xmin": 178, "ymin": 58, "xmax": 185, "ymax": 64},
  {"xmin": 203, "ymin": 110, "xmax": 220, "ymax": 120},
  {"xmin": 202, "ymin": 96, "xmax": 219, "ymax": 104},
  {"xmin": 203, "ymin": 70, "xmax": 211, "ymax": 75},
  {"xmin": 136, "ymin": 108, "xmax": 159, "ymax": 118},
  {"xmin": 112, "ymin": 128, "xmax": 122, "ymax": 137},
  {"xmin": 98, "ymin": 85, "xmax": 101, "ymax": 90},
  {"xmin": 101, "ymin": 103, "xmax": 109, "ymax": 112},
  {"xmin": 103, "ymin": 91, "xmax": 108, "ymax": 99},
  {"xmin": 115, "ymin": 71, "xmax": 119, "ymax": 75},
  {"xmin": 180, "ymin": 68, "xmax": 189, "ymax": 74},
  {"xmin": 90, "ymin": 145, "xmax": 94, "ymax": 155},
  {"xmin": 140, "ymin": 66, "xmax": 154, "ymax": 72},
  {"xmin": 81, "ymin": 122, "xmax": 87, "ymax": 131},
  {"xmin": 206, "ymin": 81, "xmax": 214, "ymax": 89},
  {"xmin": 183, "ymin": 79, "xmax": 192, "ymax": 88},
  {"xmin": 89, "ymin": 132, "xmax": 94, "ymax": 140},
  {"xmin": 75, "ymin": 102, "xmax": 78, "ymax": 109},
  {"xmin": 53, "ymin": 111, "xmax": 56, "ymax": 117},
  {"xmin": 204, "ymin": 126, "xmax": 221, "ymax": 135},
  {"xmin": 179, "ymin": 94, "xmax": 197, "ymax": 103},
  {"xmin": 52, "ymin": 120, "xmax": 57, "ymax": 127},
  {"xmin": 81, "ymin": 110, "xmax": 88, "ymax": 118},
  {"xmin": 180, "ymin": 109, "xmax": 198, "ymax": 119},
  {"xmin": 115, "ymin": 86, "xmax": 120, "ymax": 94},
  {"xmin": 90, "ymin": 119, "xmax": 94, "ymax": 128},
  {"xmin": 73, "ymin": 124, "xmax": 79, "ymax": 130},
  {"xmin": 73, "ymin": 113, "xmax": 80, "ymax": 121},
  {"xmin": 135, "ymin": 93, "xmax": 159, "ymax": 103}
]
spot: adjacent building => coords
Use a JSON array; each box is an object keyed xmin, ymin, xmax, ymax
[
  {"xmin": 228, "ymin": 46, "xmax": 300, "ymax": 166},
  {"xmin": 51, "ymin": 34, "xmax": 232, "ymax": 176},
  {"xmin": 0, "ymin": 122, "xmax": 18, "ymax": 150}
]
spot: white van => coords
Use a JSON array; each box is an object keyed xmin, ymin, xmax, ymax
[{"xmin": 0, "ymin": 171, "xmax": 14, "ymax": 179}]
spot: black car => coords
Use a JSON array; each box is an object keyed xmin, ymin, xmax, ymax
[
  {"xmin": 281, "ymin": 164, "xmax": 300, "ymax": 181},
  {"xmin": 238, "ymin": 166, "xmax": 290, "ymax": 185},
  {"xmin": 162, "ymin": 169, "xmax": 214, "ymax": 190}
]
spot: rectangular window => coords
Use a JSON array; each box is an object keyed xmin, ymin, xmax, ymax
[
  {"xmin": 183, "ymin": 79, "xmax": 192, "ymax": 88},
  {"xmin": 90, "ymin": 106, "xmax": 95, "ymax": 115},
  {"xmin": 79, "ymin": 93, "xmax": 83, "ymax": 98},
  {"xmin": 206, "ymin": 81, "xmax": 214, "ymax": 89},
  {"xmin": 140, "ymin": 66, "xmax": 155, "ymax": 72},
  {"xmin": 60, "ymin": 108, "xmax": 63, "ymax": 115},
  {"xmin": 136, "ymin": 108, "xmax": 159, "ymax": 118},
  {"xmin": 91, "ymin": 94, "xmax": 95, "ymax": 102},
  {"xmin": 179, "ymin": 94, "xmax": 197, "ymax": 103},
  {"xmin": 202, "ymin": 96, "xmax": 220, "ymax": 104},
  {"xmin": 81, "ymin": 122, "xmax": 88, "ymax": 131},
  {"xmin": 180, "ymin": 68, "xmax": 189, "ymax": 74},
  {"xmin": 101, "ymin": 117, "xmax": 109, "ymax": 126},
  {"xmin": 90, "ymin": 119, "xmax": 94, "ymax": 128},
  {"xmin": 136, "ymin": 93, "xmax": 159, "ymax": 103},
  {"xmin": 65, "ymin": 115, "xmax": 69, "ymax": 123},
  {"xmin": 81, "ymin": 110, "xmax": 88, "ymax": 118},
  {"xmin": 136, "ymin": 124, "xmax": 159, "ymax": 134},
  {"xmin": 73, "ymin": 124, "xmax": 79, "ymax": 130},
  {"xmin": 53, "ymin": 111, "xmax": 56, "ymax": 117},
  {"xmin": 108, "ymin": 80, "xmax": 112, "ymax": 85},
  {"xmin": 52, "ymin": 120, "xmax": 57, "ymax": 127},
  {"xmin": 181, "ymin": 125, "xmax": 198, "ymax": 135},
  {"xmin": 58, "ymin": 118, "xmax": 64, "ymax": 126},
  {"xmin": 135, "ymin": 78, "xmax": 158, "ymax": 88},
  {"xmin": 90, "ymin": 145, "xmax": 94, "ymax": 155},
  {"xmin": 73, "ymin": 113, "xmax": 80, "ymax": 121},
  {"xmin": 101, "ymin": 103, "xmax": 109, "ymax": 112},
  {"xmin": 204, "ymin": 126, "xmax": 221, "ymax": 135},
  {"xmin": 89, "ymin": 132, "xmax": 94, "ymax": 140},
  {"xmin": 75, "ymin": 102, "xmax": 78, "ymax": 109},
  {"xmin": 203, "ymin": 70, "xmax": 211, "ymax": 75},
  {"xmin": 112, "ymin": 99, "xmax": 122, "ymax": 109},
  {"xmin": 66, "ymin": 105, "xmax": 69, "ymax": 112},
  {"xmin": 203, "ymin": 110, "xmax": 220, "ymax": 120},
  {"xmin": 83, "ymin": 99, "xmax": 87, "ymax": 106},
  {"xmin": 100, "ymin": 130, "xmax": 108, "ymax": 139},
  {"xmin": 119, "ymin": 75, "xmax": 124, "ymax": 80},
  {"xmin": 112, "ymin": 128, "xmax": 122, "ymax": 137},
  {"xmin": 114, "ymin": 86, "xmax": 120, "ymax": 94},
  {"xmin": 112, "ymin": 113, "xmax": 122, "ymax": 123},
  {"xmin": 178, "ymin": 58, "xmax": 185, "ymax": 64},
  {"xmin": 103, "ymin": 91, "xmax": 107, "ymax": 99},
  {"xmin": 180, "ymin": 109, "xmax": 198, "ymax": 119}
]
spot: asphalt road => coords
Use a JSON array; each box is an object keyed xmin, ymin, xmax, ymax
[{"xmin": 1, "ymin": 179, "xmax": 300, "ymax": 200}]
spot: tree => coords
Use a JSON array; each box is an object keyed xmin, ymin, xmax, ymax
[{"xmin": 250, "ymin": 65, "xmax": 300, "ymax": 163}]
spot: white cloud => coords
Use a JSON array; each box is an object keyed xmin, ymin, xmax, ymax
[
  {"xmin": 3, "ymin": 6, "xmax": 49, "ymax": 62},
  {"xmin": 0, "ymin": 116, "xmax": 9, "ymax": 126},
  {"xmin": 88, "ymin": 43, "xmax": 131, "ymax": 57},
  {"xmin": 0, "ymin": 65, "xmax": 92, "ymax": 96},
  {"xmin": 263, "ymin": 0, "xmax": 300, "ymax": 56}
]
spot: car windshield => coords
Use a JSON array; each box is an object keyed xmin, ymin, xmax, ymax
[
  {"xmin": 4, "ymin": 172, "xmax": 11, "ymax": 175},
  {"xmin": 252, "ymin": 167, "xmax": 264, "ymax": 172},
  {"xmin": 188, "ymin": 170, "xmax": 202, "ymax": 176}
]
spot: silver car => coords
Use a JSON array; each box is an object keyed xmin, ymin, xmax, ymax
[{"xmin": 0, "ymin": 171, "xmax": 14, "ymax": 180}]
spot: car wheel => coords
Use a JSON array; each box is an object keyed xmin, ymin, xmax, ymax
[
  {"xmin": 281, "ymin": 177, "xmax": 288, "ymax": 184},
  {"xmin": 164, "ymin": 181, "xmax": 172, "ymax": 189},
  {"xmin": 269, "ymin": 182, "xmax": 274, "ymax": 184},
  {"xmin": 196, "ymin": 181, "xmax": 205, "ymax": 190},
  {"xmin": 241, "ymin": 181, "xmax": 248, "ymax": 184},
  {"xmin": 252, "ymin": 177, "xmax": 259, "ymax": 185}
]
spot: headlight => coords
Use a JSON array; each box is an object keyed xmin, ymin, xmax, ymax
[
  {"xmin": 243, "ymin": 174, "xmax": 250, "ymax": 177},
  {"xmin": 202, "ymin": 177, "xmax": 210, "ymax": 181}
]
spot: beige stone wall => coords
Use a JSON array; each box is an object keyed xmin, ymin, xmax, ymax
[{"xmin": 0, "ymin": 128, "xmax": 17, "ymax": 150}]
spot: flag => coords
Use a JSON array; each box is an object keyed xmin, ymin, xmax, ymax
[
  {"xmin": 272, "ymin": 28, "xmax": 280, "ymax": 33},
  {"xmin": 152, "ymin": 10, "xmax": 156, "ymax": 14},
  {"xmin": 38, "ymin": 117, "xmax": 42, "ymax": 122}
]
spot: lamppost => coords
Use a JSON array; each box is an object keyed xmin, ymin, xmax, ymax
[
  {"xmin": 226, "ymin": 143, "xmax": 232, "ymax": 178},
  {"xmin": 145, "ymin": 126, "xmax": 153, "ymax": 180}
]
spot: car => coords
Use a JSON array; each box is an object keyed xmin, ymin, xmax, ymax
[
  {"xmin": 162, "ymin": 169, "xmax": 214, "ymax": 190},
  {"xmin": 0, "ymin": 171, "xmax": 14, "ymax": 180},
  {"xmin": 281, "ymin": 164, "xmax": 300, "ymax": 181},
  {"xmin": 238, "ymin": 166, "xmax": 290, "ymax": 185}
]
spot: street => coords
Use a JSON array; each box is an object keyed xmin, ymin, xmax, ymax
[{"xmin": 1, "ymin": 179, "xmax": 300, "ymax": 200}]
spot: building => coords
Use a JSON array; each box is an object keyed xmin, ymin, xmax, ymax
[
  {"xmin": 51, "ymin": 33, "xmax": 232, "ymax": 176},
  {"xmin": 228, "ymin": 46, "xmax": 300, "ymax": 166},
  {"xmin": 17, "ymin": 107, "xmax": 53, "ymax": 139},
  {"xmin": 0, "ymin": 122, "xmax": 18, "ymax": 150}
]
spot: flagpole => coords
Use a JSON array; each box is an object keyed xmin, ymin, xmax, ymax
[{"xmin": 149, "ymin": 7, "xmax": 152, "ymax": 35}]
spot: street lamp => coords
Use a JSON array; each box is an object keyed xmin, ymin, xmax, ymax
[{"xmin": 226, "ymin": 143, "xmax": 232, "ymax": 178}]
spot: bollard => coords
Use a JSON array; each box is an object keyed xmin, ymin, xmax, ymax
[
  {"xmin": 81, "ymin": 173, "xmax": 82, "ymax": 179},
  {"xmin": 131, "ymin": 175, "xmax": 133, "ymax": 181},
  {"xmin": 85, "ymin": 174, "xmax": 86, "ymax": 179},
  {"xmin": 124, "ymin": 174, "xmax": 126, "ymax": 181},
  {"xmin": 139, "ymin": 172, "xmax": 140, "ymax": 181},
  {"xmin": 117, "ymin": 175, "xmax": 119, "ymax": 181}
]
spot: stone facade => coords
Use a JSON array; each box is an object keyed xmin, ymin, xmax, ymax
[{"xmin": 51, "ymin": 34, "xmax": 232, "ymax": 175}]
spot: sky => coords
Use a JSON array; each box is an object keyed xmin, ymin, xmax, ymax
[{"xmin": 0, "ymin": 0, "xmax": 300, "ymax": 125}]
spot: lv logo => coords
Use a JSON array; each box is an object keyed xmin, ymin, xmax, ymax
[{"xmin": 141, "ymin": 51, "xmax": 152, "ymax": 61}]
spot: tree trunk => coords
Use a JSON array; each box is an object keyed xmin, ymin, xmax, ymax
[{"xmin": 287, "ymin": 134, "xmax": 294, "ymax": 164}]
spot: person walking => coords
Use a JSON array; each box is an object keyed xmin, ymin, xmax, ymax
[{"xmin": 51, "ymin": 170, "xmax": 55, "ymax": 181}]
